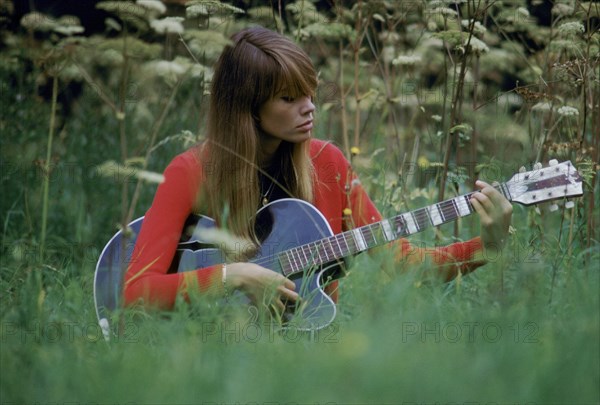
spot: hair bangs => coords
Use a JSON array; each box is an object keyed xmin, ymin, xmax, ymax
[{"xmin": 273, "ymin": 55, "xmax": 318, "ymax": 100}]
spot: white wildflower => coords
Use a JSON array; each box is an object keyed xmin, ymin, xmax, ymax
[
  {"xmin": 382, "ymin": 46, "xmax": 395, "ymax": 64},
  {"xmin": 137, "ymin": 0, "xmax": 166, "ymax": 15},
  {"xmin": 465, "ymin": 37, "xmax": 489, "ymax": 53},
  {"xmin": 186, "ymin": 4, "xmax": 210, "ymax": 17},
  {"xmin": 190, "ymin": 64, "xmax": 213, "ymax": 82},
  {"xmin": 429, "ymin": 0, "xmax": 465, "ymax": 7},
  {"xmin": 153, "ymin": 60, "xmax": 186, "ymax": 76},
  {"xmin": 557, "ymin": 21, "xmax": 585, "ymax": 37},
  {"xmin": 392, "ymin": 54, "xmax": 422, "ymax": 66},
  {"xmin": 557, "ymin": 106, "xmax": 579, "ymax": 117},
  {"xmin": 461, "ymin": 19, "xmax": 486, "ymax": 35},
  {"xmin": 429, "ymin": 7, "xmax": 458, "ymax": 17},
  {"xmin": 552, "ymin": 3, "xmax": 574, "ymax": 16},
  {"xmin": 431, "ymin": 115, "xmax": 442, "ymax": 122},
  {"xmin": 53, "ymin": 25, "xmax": 84, "ymax": 36},
  {"xmin": 150, "ymin": 17, "xmax": 184, "ymax": 34},
  {"xmin": 517, "ymin": 7, "xmax": 530, "ymax": 18},
  {"xmin": 531, "ymin": 102, "xmax": 551, "ymax": 112},
  {"xmin": 427, "ymin": 21, "xmax": 438, "ymax": 31},
  {"xmin": 101, "ymin": 49, "xmax": 124, "ymax": 66},
  {"xmin": 20, "ymin": 12, "xmax": 56, "ymax": 31}
]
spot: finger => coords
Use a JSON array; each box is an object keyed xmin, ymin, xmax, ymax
[
  {"xmin": 283, "ymin": 278, "xmax": 296, "ymax": 290},
  {"xmin": 470, "ymin": 191, "xmax": 493, "ymax": 213},
  {"xmin": 278, "ymin": 285, "xmax": 299, "ymax": 302},
  {"xmin": 475, "ymin": 179, "xmax": 491, "ymax": 190},
  {"xmin": 476, "ymin": 180, "xmax": 509, "ymax": 206},
  {"xmin": 470, "ymin": 196, "xmax": 493, "ymax": 226},
  {"xmin": 274, "ymin": 299, "xmax": 286, "ymax": 314}
]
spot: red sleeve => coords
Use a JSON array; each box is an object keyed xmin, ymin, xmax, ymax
[
  {"xmin": 339, "ymin": 150, "xmax": 486, "ymax": 279},
  {"xmin": 123, "ymin": 151, "xmax": 222, "ymax": 309}
]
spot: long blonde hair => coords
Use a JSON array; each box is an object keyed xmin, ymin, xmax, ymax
[{"xmin": 200, "ymin": 26, "xmax": 317, "ymax": 246}]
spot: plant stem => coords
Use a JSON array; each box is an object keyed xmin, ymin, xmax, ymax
[
  {"xmin": 39, "ymin": 74, "xmax": 58, "ymax": 262},
  {"xmin": 126, "ymin": 73, "xmax": 187, "ymax": 223},
  {"xmin": 339, "ymin": 41, "xmax": 350, "ymax": 157}
]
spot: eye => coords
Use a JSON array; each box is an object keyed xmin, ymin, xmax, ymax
[{"xmin": 280, "ymin": 96, "xmax": 295, "ymax": 102}]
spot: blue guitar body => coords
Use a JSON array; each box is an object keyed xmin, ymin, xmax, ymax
[{"xmin": 94, "ymin": 199, "xmax": 342, "ymax": 333}]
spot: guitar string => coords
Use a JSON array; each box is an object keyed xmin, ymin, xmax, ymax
[
  {"xmin": 269, "ymin": 195, "xmax": 476, "ymax": 275},
  {"xmin": 249, "ymin": 190, "xmax": 483, "ymax": 275}
]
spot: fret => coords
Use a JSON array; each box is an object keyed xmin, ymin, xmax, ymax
[
  {"xmin": 463, "ymin": 195, "xmax": 474, "ymax": 212},
  {"xmin": 293, "ymin": 248, "xmax": 305, "ymax": 269},
  {"xmin": 290, "ymin": 249, "xmax": 300, "ymax": 271},
  {"xmin": 278, "ymin": 252, "xmax": 290, "ymax": 276},
  {"xmin": 437, "ymin": 202, "xmax": 447, "ymax": 221},
  {"xmin": 363, "ymin": 225, "xmax": 377, "ymax": 247},
  {"xmin": 381, "ymin": 219, "xmax": 395, "ymax": 242},
  {"xmin": 402, "ymin": 213, "xmax": 418, "ymax": 234},
  {"xmin": 439, "ymin": 199, "xmax": 458, "ymax": 221},
  {"xmin": 394, "ymin": 215, "xmax": 406, "ymax": 236},
  {"xmin": 320, "ymin": 240, "xmax": 330, "ymax": 261},
  {"xmin": 343, "ymin": 231, "xmax": 358, "ymax": 254},
  {"xmin": 327, "ymin": 238, "xmax": 337, "ymax": 259},
  {"xmin": 300, "ymin": 245, "xmax": 310, "ymax": 266},
  {"xmin": 428, "ymin": 204, "xmax": 443, "ymax": 226},
  {"xmin": 333, "ymin": 234, "xmax": 345, "ymax": 257},
  {"xmin": 413, "ymin": 209, "xmax": 429, "ymax": 231},
  {"xmin": 351, "ymin": 228, "xmax": 368, "ymax": 251},
  {"xmin": 451, "ymin": 197, "xmax": 465, "ymax": 217},
  {"xmin": 284, "ymin": 251, "xmax": 296, "ymax": 274},
  {"xmin": 501, "ymin": 183, "xmax": 512, "ymax": 200},
  {"xmin": 455, "ymin": 196, "xmax": 471, "ymax": 217}
]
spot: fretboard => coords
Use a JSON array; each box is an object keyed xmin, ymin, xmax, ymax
[{"xmin": 278, "ymin": 184, "xmax": 511, "ymax": 277}]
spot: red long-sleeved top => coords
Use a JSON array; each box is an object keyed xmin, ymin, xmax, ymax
[{"xmin": 124, "ymin": 139, "xmax": 484, "ymax": 308}]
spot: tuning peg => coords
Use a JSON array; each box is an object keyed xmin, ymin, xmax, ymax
[
  {"xmin": 549, "ymin": 204, "xmax": 559, "ymax": 212},
  {"xmin": 549, "ymin": 159, "xmax": 559, "ymax": 166},
  {"xmin": 565, "ymin": 201, "xmax": 575, "ymax": 209},
  {"xmin": 533, "ymin": 162, "xmax": 543, "ymax": 170},
  {"xmin": 519, "ymin": 166, "xmax": 527, "ymax": 173}
]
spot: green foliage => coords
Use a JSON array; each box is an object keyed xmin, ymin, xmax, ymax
[{"xmin": 1, "ymin": 0, "xmax": 599, "ymax": 404}]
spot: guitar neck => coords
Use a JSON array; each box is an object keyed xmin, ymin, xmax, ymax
[{"xmin": 280, "ymin": 184, "xmax": 511, "ymax": 277}]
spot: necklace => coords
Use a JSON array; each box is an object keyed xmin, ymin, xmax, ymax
[{"xmin": 261, "ymin": 178, "xmax": 276, "ymax": 206}]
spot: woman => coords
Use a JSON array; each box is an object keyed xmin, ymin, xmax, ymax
[{"xmin": 123, "ymin": 26, "xmax": 512, "ymax": 314}]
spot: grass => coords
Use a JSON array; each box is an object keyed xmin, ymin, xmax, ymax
[{"xmin": 1, "ymin": 212, "xmax": 598, "ymax": 403}]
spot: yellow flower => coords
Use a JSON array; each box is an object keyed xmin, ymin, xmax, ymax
[
  {"xmin": 418, "ymin": 156, "xmax": 429, "ymax": 168},
  {"xmin": 350, "ymin": 146, "xmax": 360, "ymax": 155},
  {"xmin": 343, "ymin": 208, "xmax": 352, "ymax": 216}
]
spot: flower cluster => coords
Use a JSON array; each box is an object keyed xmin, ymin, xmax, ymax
[
  {"xmin": 137, "ymin": 0, "xmax": 166, "ymax": 15},
  {"xmin": 557, "ymin": 21, "xmax": 585, "ymax": 37},
  {"xmin": 557, "ymin": 106, "xmax": 579, "ymax": 117},
  {"xmin": 150, "ymin": 17, "xmax": 184, "ymax": 35},
  {"xmin": 392, "ymin": 54, "xmax": 422, "ymax": 66},
  {"xmin": 461, "ymin": 19, "xmax": 487, "ymax": 36},
  {"xmin": 466, "ymin": 37, "xmax": 489, "ymax": 54}
]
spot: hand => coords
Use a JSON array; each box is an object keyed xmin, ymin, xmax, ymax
[
  {"xmin": 226, "ymin": 263, "xmax": 299, "ymax": 314},
  {"xmin": 470, "ymin": 180, "xmax": 513, "ymax": 258}
]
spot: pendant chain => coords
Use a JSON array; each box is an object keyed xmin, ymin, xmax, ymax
[{"xmin": 261, "ymin": 178, "xmax": 276, "ymax": 206}]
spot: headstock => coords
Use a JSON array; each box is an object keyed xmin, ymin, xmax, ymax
[{"xmin": 506, "ymin": 160, "xmax": 583, "ymax": 206}]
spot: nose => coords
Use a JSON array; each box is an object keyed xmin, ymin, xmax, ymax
[{"xmin": 300, "ymin": 96, "xmax": 315, "ymax": 117}]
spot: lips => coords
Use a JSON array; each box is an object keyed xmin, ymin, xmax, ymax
[{"xmin": 296, "ymin": 120, "xmax": 313, "ymax": 130}]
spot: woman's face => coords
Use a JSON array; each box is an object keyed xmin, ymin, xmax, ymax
[{"xmin": 258, "ymin": 91, "xmax": 315, "ymax": 145}]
